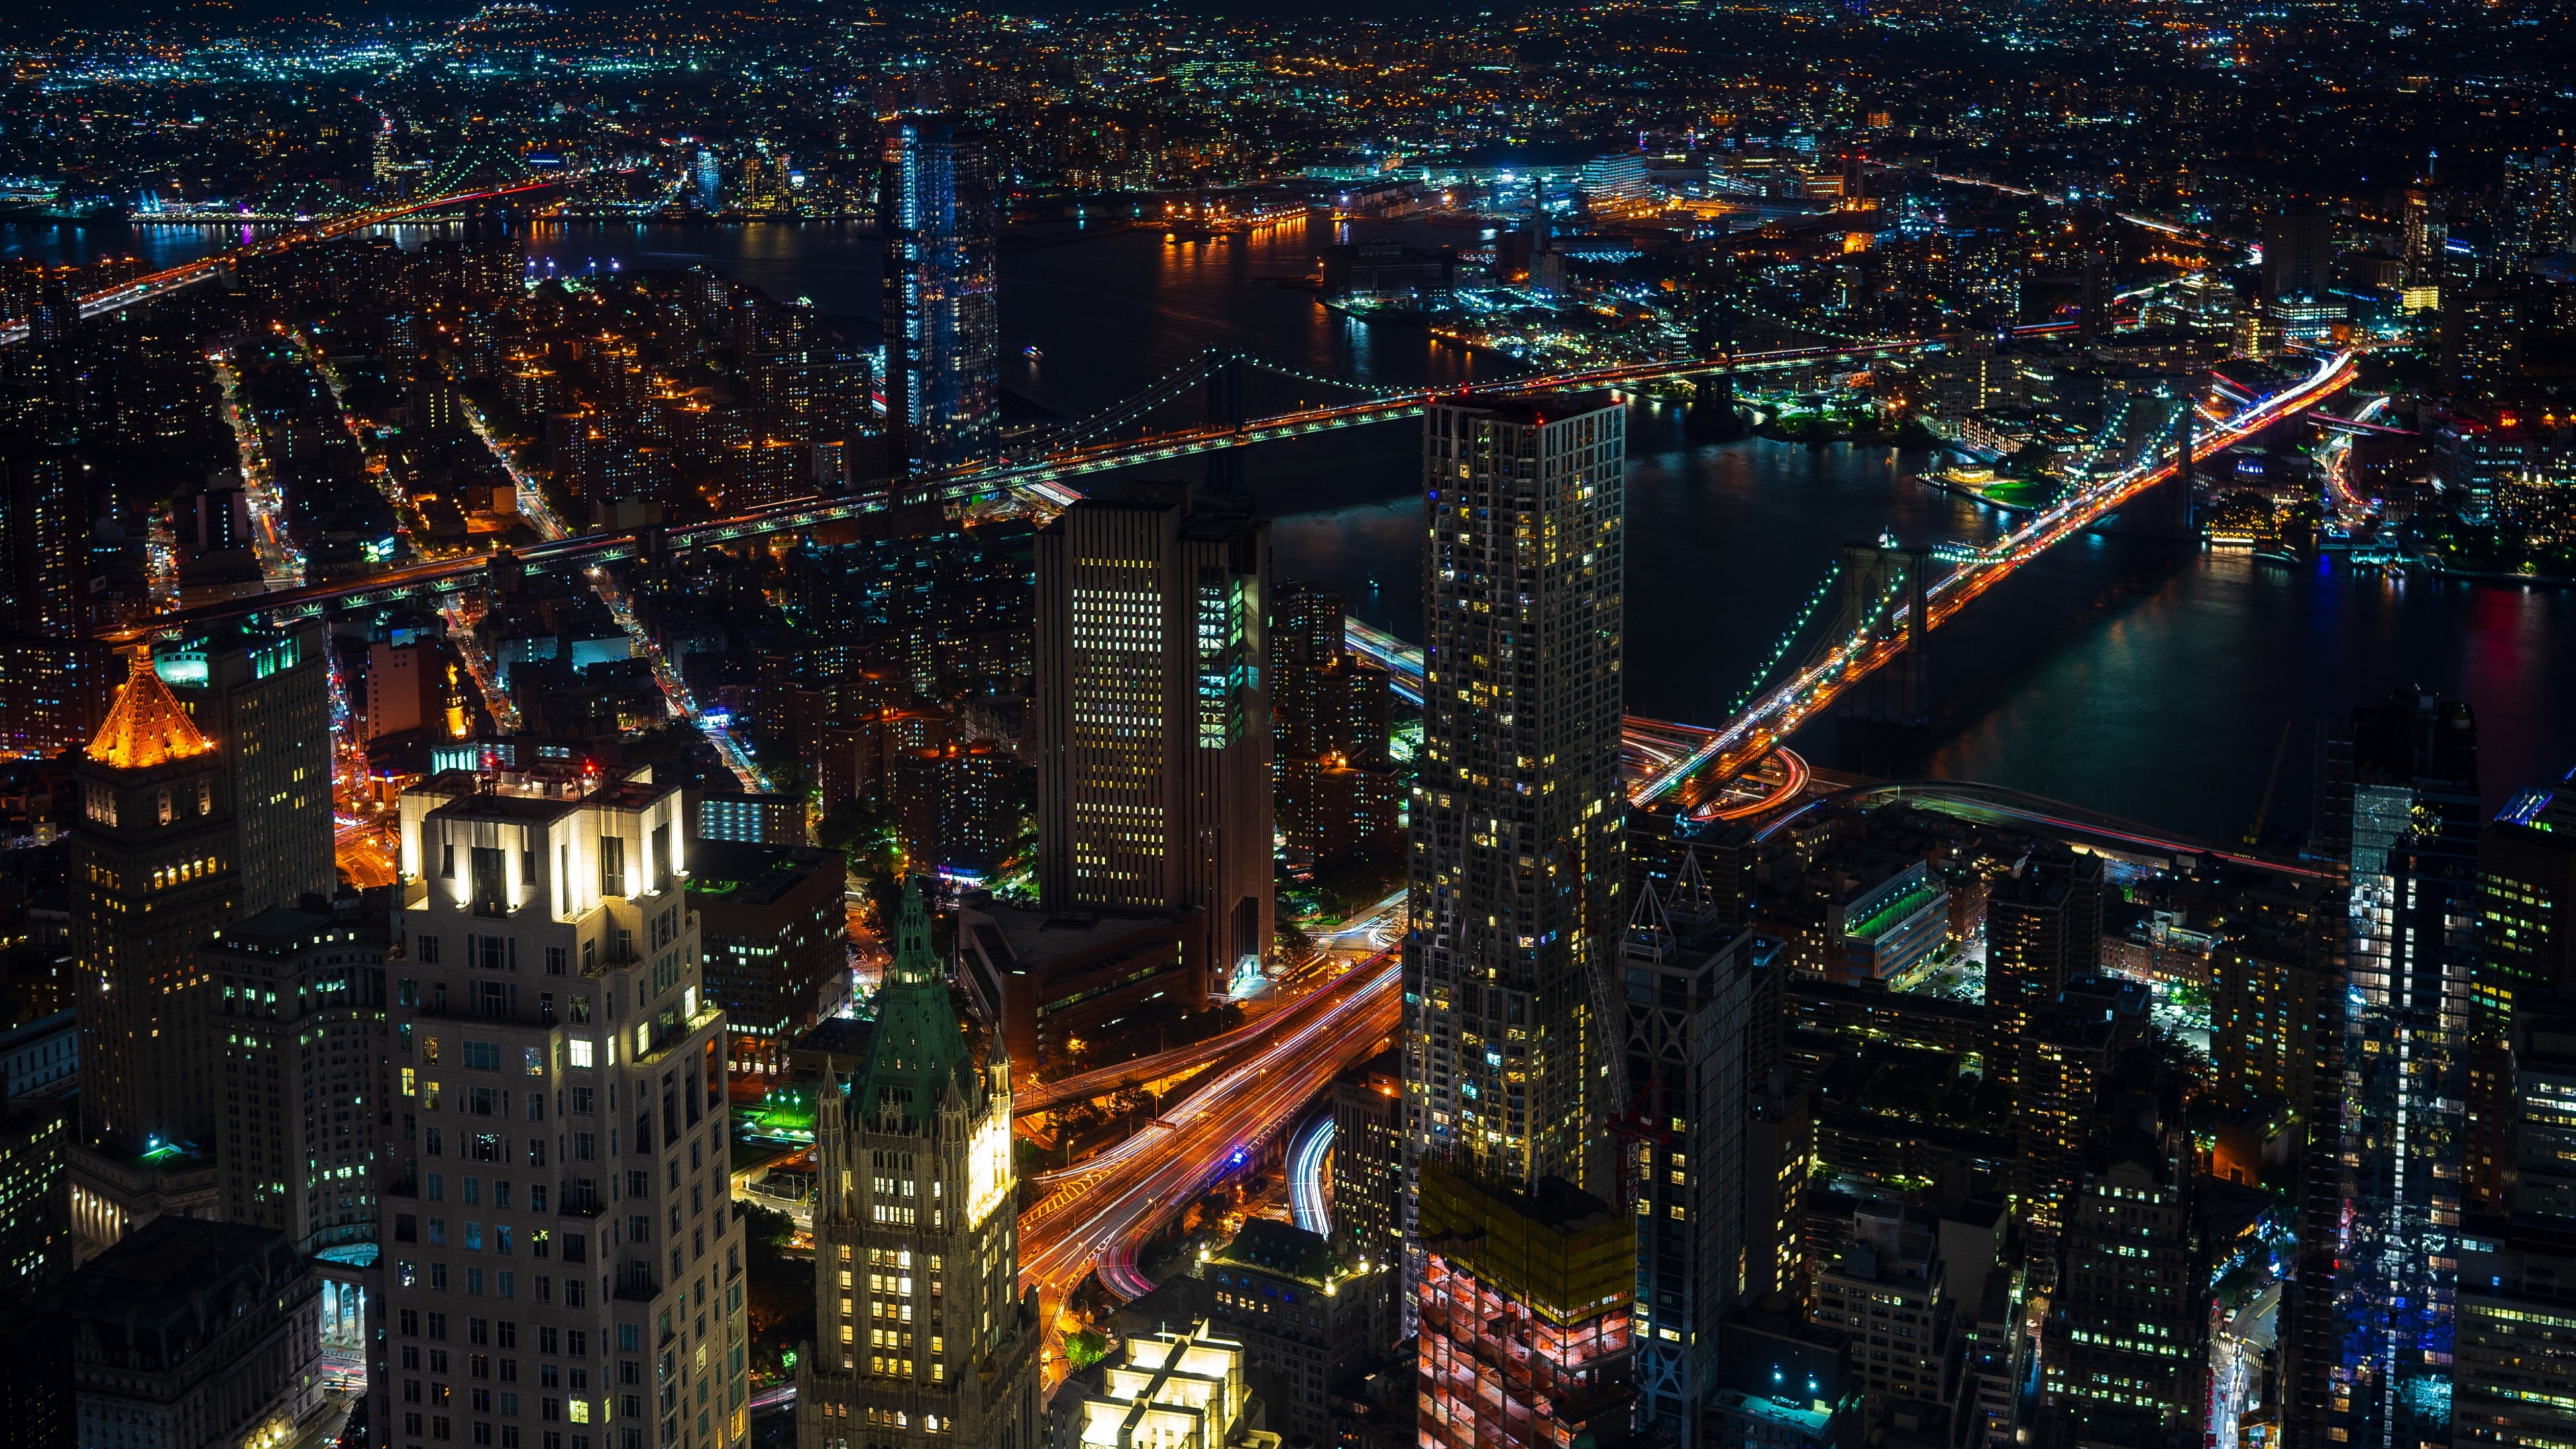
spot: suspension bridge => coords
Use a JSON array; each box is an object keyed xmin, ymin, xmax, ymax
[
  {"xmin": 60, "ymin": 195, "xmax": 2359, "ymax": 811},
  {"xmin": 1620, "ymin": 345, "xmax": 2361, "ymax": 809},
  {"xmin": 104, "ymin": 333, "xmax": 1933, "ymax": 639},
  {"xmin": 112, "ymin": 336, "xmax": 2357, "ymax": 813},
  {"xmin": 1, "ymin": 153, "xmax": 635, "ymax": 346}
]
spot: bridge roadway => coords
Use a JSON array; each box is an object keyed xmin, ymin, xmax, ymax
[
  {"xmin": 2, "ymin": 172, "xmax": 613, "ymax": 347},
  {"xmin": 106, "ymin": 336, "xmax": 1931, "ymax": 642},
  {"xmin": 1628, "ymin": 345, "xmax": 2362, "ymax": 808}
]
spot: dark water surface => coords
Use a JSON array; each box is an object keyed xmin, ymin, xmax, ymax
[{"xmin": 24, "ymin": 215, "xmax": 2568, "ymax": 843}]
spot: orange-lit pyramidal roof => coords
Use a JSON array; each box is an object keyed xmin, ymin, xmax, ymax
[{"xmin": 87, "ymin": 651, "xmax": 215, "ymax": 770}]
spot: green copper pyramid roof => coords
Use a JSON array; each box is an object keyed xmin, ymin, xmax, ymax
[{"xmin": 852, "ymin": 877, "xmax": 977, "ymax": 1125}]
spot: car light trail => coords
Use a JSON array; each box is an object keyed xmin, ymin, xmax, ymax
[
  {"xmin": 1289, "ymin": 1116, "xmax": 1334, "ymax": 1238},
  {"xmin": 1629, "ymin": 347, "xmax": 2360, "ymax": 806}
]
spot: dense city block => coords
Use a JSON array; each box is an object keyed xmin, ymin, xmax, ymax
[{"xmin": 0, "ymin": 1, "xmax": 2569, "ymax": 1449}]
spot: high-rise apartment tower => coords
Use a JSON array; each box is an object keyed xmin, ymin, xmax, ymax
[
  {"xmin": 160, "ymin": 621, "xmax": 335, "ymax": 914},
  {"xmin": 2321, "ymin": 688, "xmax": 2478, "ymax": 1449},
  {"xmin": 1402, "ymin": 391, "xmax": 1627, "ymax": 1207},
  {"xmin": 377, "ymin": 765, "xmax": 749, "ymax": 1449}
]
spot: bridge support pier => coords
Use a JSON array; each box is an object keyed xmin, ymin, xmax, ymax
[
  {"xmin": 1685, "ymin": 372, "xmax": 1747, "ymax": 440},
  {"xmin": 1829, "ymin": 541, "xmax": 1931, "ymax": 727}
]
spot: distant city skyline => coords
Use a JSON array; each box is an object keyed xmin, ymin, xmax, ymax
[{"xmin": 1, "ymin": 5, "xmax": 2573, "ymax": 1449}]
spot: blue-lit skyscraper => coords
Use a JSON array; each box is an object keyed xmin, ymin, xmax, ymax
[
  {"xmin": 880, "ymin": 113, "xmax": 998, "ymax": 481},
  {"xmin": 2322, "ymin": 689, "xmax": 2479, "ymax": 1449},
  {"xmin": 695, "ymin": 146, "xmax": 722, "ymax": 211}
]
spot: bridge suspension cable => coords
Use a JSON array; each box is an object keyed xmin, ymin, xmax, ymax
[
  {"xmin": 1627, "ymin": 346, "xmax": 2362, "ymax": 808},
  {"xmin": 1231, "ymin": 354, "xmax": 1424, "ymax": 400},
  {"xmin": 1728, "ymin": 294, "xmax": 1888, "ymax": 347},
  {"xmin": 1721, "ymin": 562, "xmax": 1840, "ymax": 718},
  {"xmin": 1051, "ymin": 347, "xmax": 1432, "ymax": 450},
  {"xmin": 1051, "ymin": 348, "xmax": 1236, "ymax": 449}
]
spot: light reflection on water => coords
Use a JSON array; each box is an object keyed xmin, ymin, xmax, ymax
[{"xmin": 23, "ymin": 213, "xmax": 2568, "ymax": 842}]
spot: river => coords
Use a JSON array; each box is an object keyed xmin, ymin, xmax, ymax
[{"xmin": 17, "ymin": 213, "xmax": 2571, "ymax": 845}]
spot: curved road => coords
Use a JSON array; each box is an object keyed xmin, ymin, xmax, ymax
[
  {"xmin": 1027, "ymin": 957, "xmax": 1398, "ymax": 1191},
  {"xmin": 1288, "ymin": 1116, "xmax": 1334, "ymax": 1238},
  {"xmin": 1018, "ymin": 957, "xmax": 1399, "ymax": 1380},
  {"xmin": 1015, "ymin": 948, "xmax": 1388, "ymax": 1119}
]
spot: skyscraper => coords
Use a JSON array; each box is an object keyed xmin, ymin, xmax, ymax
[
  {"xmin": 2262, "ymin": 203, "xmax": 2338, "ymax": 303},
  {"xmin": 1403, "ymin": 391, "xmax": 1627, "ymax": 1205},
  {"xmin": 1032, "ymin": 480, "xmax": 1273, "ymax": 997},
  {"xmin": 1620, "ymin": 859, "xmax": 1770, "ymax": 1446},
  {"xmin": 379, "ymin": 762, "xmax": 748, "ymax": 1449},
  {"xmin": 2043, "ymin": 1067, "xmax": 2206, "ymax": 1434},
  {"xmin": 207, "ymin": 907, "xmax": 387, "ymax": 1368},
  {"xmin": 794, "ymin": 879, "xmax": 1040, "ymax": 1448},
  {"xmin": 207, "ymin": 908, "xmax": 387, "ymax": 1256},
  {"xmin": 1414, "ymin": 1163, "xmax": 1634, "ymax": 1449},
  {"xmin": 158, "ymin": 621, "xmax": 335, "ymax": 915},
  {"xmin": 1272, "ymin": 580, "xmax": 1401, "ymax": 864},
  {"xmin": 879, "ymin": 113, "xmax": 998, "ymax": 481},
  {"xmin": 2321, "ymin": 688, "xmax": 2479, "ymax": 1449},
  {"xmin": 1330, "ymin": 1049, "xmax": 1405, "ymax": 1351},
  {"xmin": 0, "ymin": 451, "xmax": 85, "ymax": 641},
  {"xmin": 2453, "ymin": 784, "xmax": 2576, "ymax": 1448},
  {"xmin": 2467, "ymin": 783, "xmax": 2576, "ymax": 1209},
  {"xmin": 2503, "ymin": 146, "xmax": 2575, "ymax": 264},
  {"xmin": 2261, "ymin": 201, "xmax": 2345, "ymax": 341},
  {"xmin": 1983, "ymin": 850, "xmax": 2104, "ymax": 1095},
  {"xmin": 2403, "ymin": 181, "xmax": 2449, "ymax": 293},
  {"xmin": 2455, "ymin": 1008, "xmax": 2576, "ymax": 1449},
  {"xmin": 0, "ymin": 448, "xmax": 108, "ymax": 757},
  {"xmin": 66, "ymin": 653, "xmax": 239, "ymax": 1254}
]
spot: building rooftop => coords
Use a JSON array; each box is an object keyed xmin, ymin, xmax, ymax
[
  {"xmin": 1416, "ymin": 1163, "xmax": 1632, "ymax": 1323},
  {"xmin": 409, "ymin": 768, "xmax": 678, "ymax": 822},
  {"xmin": 206, "ymin": 906, "xmax": 347, "ymax": 955},
  {"xmin": 966, "ymin": 899, "xmax": 1185, "ymax": 969},
  {"xmin": 87, "ymin": 651, "xmax": 215, "ymax": 770},
  {"xmin": 686, "ymin": 841, "xmax": 835, "ymax": 908},
  {"xmin": 66, "ymin": 1216, "xmax": 300, "ymax": 1332},
  {"xmin": 1215, "ymin": 1220, "xmax": 1339, "ymax": 1286},
  {"xmin": 1711, "ymin": 1389, "xmax": 1836, "ymax": 1438},
  {"xmin": 1440, "ymin": 390, "xmax": 1619, "ymax": 427},
  {"xmin": 792, "ymin": 1016, "xmax": 875, "ymax": 1063},
  {"xmin": 0, "ymin": 1008, "xmax": 73, "ymax": 1054}
]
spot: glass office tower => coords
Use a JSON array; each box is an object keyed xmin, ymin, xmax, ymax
[{"xmin": 879, "ymin": 113, "xmax": 997, "ymax": 481}]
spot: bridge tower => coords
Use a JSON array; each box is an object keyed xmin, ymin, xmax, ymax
[
  {"xmin": 1685, "ymin": 260, "xmax": 1748, "ymax": 440},
  {"xmin": 1827, "ymin": 541, "xmax": 1932, "ymax": 727},
  {"xmin": 2129, "ymin": 380, "xmax": 2202, "ymax": 539},
  {"xmin": 1686, "ymin": 371, "xmax": 1748, "ymax": 439},
  {"xmin": 1205, "ymin": 351, "xmax": 1246, "ymax": 496}
]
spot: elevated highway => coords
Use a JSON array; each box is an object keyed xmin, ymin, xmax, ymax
[{"xmin": 1012, "ymin": 952, "xmax": 1389, "ymax": 1118}]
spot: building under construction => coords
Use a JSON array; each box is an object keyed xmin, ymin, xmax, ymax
[{"xmin": 1415, "ymin": 1161, "xmax": 1636, "ymax": 1449}]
